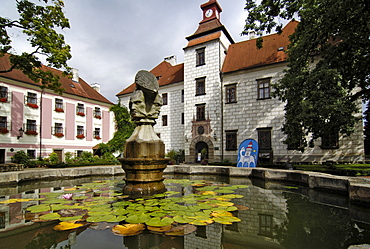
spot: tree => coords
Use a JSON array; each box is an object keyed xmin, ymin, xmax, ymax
[
  {"xmin": 98, "ymin": 102, "xmax": 135, "ymax": 155},
  {"xmin": 0, "ymin": 0, "xmax": 71, "ymax": 94},
  {"xmin": 243, "ymin": 0, "xmax": 369, "ymax": 151}
]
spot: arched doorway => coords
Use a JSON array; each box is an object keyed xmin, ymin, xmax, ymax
[
  {"xmin": 189, "ymin": 136, "xmax": 214, "ymax": 163},
  {"xmin": 195, "ymin": 141, "xmax": 208, "ymax": 162}
]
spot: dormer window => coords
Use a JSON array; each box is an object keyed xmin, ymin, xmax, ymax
[{"xmin": 196, "ymin": 47, "xmax": 205, "ymax": 66}]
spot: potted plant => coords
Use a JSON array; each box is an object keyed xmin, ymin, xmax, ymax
[
  {"xmin": 77, "ymin": 112, "xmax": 85, "ymax": 117},
  {"xmin": 76, "ymin": 134, "xmax": 85, "ymax": 139},
  {"xmin": 94, "ymin": 136, "xmax": 101, "ymax": 140},
  {"xmin": 0, "ymin": 127, "xmax": 9, "ymax": 134},
  {"xmin": 54, "ymin": 133, "xmax": 64, "ymax": 138},
  {"xmin": 25, "ymin": 130, "xmax": 38, "ymax": 136},
  {"xmin": 0, "ymin": 97, "xmax": 7, "ymax": 102},
  {"xmin": 27, "ymin": 103, "xmax": 39, "ymax": 109},
  {"xmin": 55, "ymin": 108, "xmax": 64, "ymax": 113}
]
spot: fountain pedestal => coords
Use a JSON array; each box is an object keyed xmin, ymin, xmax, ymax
[{"xmin": 120, "ymin": 124, "xmax": 169, "ymax": 197}]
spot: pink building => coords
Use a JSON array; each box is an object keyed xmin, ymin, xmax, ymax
[{"xmin": 0, "ymin": 54, "xmax": 115, "ymax": 163}]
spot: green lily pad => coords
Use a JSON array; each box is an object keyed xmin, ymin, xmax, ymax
[
  {"xmin": 39, "ymin": 212, "xmax": 61, "ymax": 221},
  {"xmin": 146, "ymin": 217, "xmax": 174, "ymax": 227},
  {"xmin": 126, "ymin": 213, "xmax": 151, "ymax": 224},
  {"xmin": 27, "ymin": 204, "xmax": 51, "ymax": 213}
]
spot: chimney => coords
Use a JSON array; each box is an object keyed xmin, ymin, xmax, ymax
[
  {"xmin": 164, "ymin": 55, "xmax": 177, "ymax": 66},
  {"xmin": 72, "ymin": 68, "xmax": 79, "ymax": 82},
  {"xmin": 91, "ymin": 83, "xmax": 100, "ymax": 93}
]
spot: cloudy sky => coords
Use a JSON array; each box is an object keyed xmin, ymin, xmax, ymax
[{"xmin": 1, "ymin": 0, "xmax": 253, "ymax": 103}]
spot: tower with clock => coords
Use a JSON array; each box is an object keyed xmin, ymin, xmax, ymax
[{"xmin": 200, "ymin": 0, "xmax": 222, "ymax": 23}]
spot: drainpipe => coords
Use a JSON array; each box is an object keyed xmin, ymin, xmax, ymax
[
  {"xmin": 39, "ymin": 90, "xmax": 43, "ymax": 160},
  {"xmin": 219, "ymin": 42, "xmax": 224, "ymax": 161}
]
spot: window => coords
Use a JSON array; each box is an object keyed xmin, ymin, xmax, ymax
[
  {"xmin": 162, "ymin": 115, "xmax": 168, "ymax": 126},
  {"xmin": 0, "ymin": 117, "xmax": 7, "ymax": 129},
  {"xmin": 94, "ymin": 107, "xmax": 101, "ymax": 118},
  {"xmin": 225, "ymin": 84, "xmax": 237, "ymax": 103},
  {"xmin": 0, "ymin": 116, "xmax": 8, "ymax": 134},
  {"xmin": 259, "ymin": 214, "xmax": 273, "ymax": 237},
  {"xmin": 258, "ymin": 128, "xmax": 272, "ymax": 150},
  {"xmin": 27, "ymin": 150, "xmax": 36, "ymax": 159},
  {"xmin": 26, "ymin": 119, "xmax": 37, "ymax": 132},
  {"xmin": 321, "ymin": 133, "xmax": 339, "ymax": 149},
  {"xmin": 76, "ymin": 103, "xmax": 85, "ymax": 116},
  {"xmin": 196, "ymin": 47, "xmax": 205, "ymax": 66},
  {"xmin": 55, "ymin": 98, "xmax": 63, "ymax": 112},
  {"xmin": 162, "ymin": 93, "xmax": 168, "ymax": 105},
  {"xmin": 181, "ymin": 89, "xmax": 184, "ymax": 103},
  {"xmin": 196, "ymin": 77, "xmax": 206, "ymax": 96},
  {"xmin": 226, "ymin": 130, "xmax": 238, "ymax": 150},
  {"xmin": 257, "ymin": 78, "xmax": 271, "ymax": 99},
  {"xmin": 27, "ymin": 92, "xmax": 37, "ymax": 104},
  {"xmin": 196, "ymin": 104, "xmax": 206, "ymax": 121},
  {"xmin": 54, "ymin": 123, "xmax": 63, "ymax": 134},
  {"xmin": 181, "ymin": 113, "xmax": 184, "ymax": 125},
  {"xmin": 77, "ymin": 125, "xmax": 84, "ymax": 135},
  {"xmin": 0, "ymin": 86, "xmax": 8, "ymax": 102},
  {"xmin": 94, "ymin": 128, "xmax": 101, "ymax": 139}
]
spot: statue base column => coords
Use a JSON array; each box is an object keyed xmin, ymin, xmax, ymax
[{"xmin": 120, "ymin": 124, "xmax": 169, "ymax": 197}]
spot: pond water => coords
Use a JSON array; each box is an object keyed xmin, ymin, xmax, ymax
[{"xmin": 0, "ymin": 174, "xmax": 370, "ymax": 249}]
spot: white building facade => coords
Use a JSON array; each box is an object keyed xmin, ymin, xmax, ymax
[
  {"xmin": 117, "ymin": 0, "xmax": 364, "ymax": 164},
  {"xmin": 0, "ymin": 55, "xmax": 115, "ymax": 163}
]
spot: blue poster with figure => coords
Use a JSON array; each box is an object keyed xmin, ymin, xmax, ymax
[{"xmin": 237, "ymin": 139, "xmax": 259, "ymax": 168}]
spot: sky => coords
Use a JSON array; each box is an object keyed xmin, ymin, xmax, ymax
[{"xmin": 0, "ymin": 0, "xmax": 253, "ymax": 103}]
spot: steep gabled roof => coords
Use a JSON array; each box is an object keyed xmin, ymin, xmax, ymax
[
  {"xmin": 116, "ymin": 62, "xmax": 184, "ymax": 96},
  {"xmin": 0, "ymin": 54, "xmax": 112, "ymax": 104},
  {"xmin": 222, "ymin": 20, "xmax": 299, "ymax": 73}
]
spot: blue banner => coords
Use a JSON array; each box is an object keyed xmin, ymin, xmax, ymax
[{"xmin": 237, "ymin": 139, "xmax": 259, "ymax": 168}]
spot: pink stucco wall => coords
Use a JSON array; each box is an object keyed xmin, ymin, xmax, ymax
[
  {"xmin": 11, "ymin": 91, "xmax": 24, "ymax": 137},
  {"xmin": 86, "ymin": 107, "xmax": 93, "ymax": 141},
  {"xmin": 65, "ymin": 102, "xmax": 75, "ymax": 140},
  {"xmin": 42, "ymin": 97, "xmax": 52, "ymax": 139},
  {"xmin": 102, "ymin": 110, "xmax": 110, "ymax": 143}
]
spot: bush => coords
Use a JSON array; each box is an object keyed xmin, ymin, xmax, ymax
[
  {"xmin": 11, "ymin": 151, "xmax": 30, "ymax": 165},
  {"xmin": 48, "ymin": 152, "xmax": 60, "ymax": 164},
  {"xmin": 166, "ymin": 149, "xmax": 178, "ymax": 164}
]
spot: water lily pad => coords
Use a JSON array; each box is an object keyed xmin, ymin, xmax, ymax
[
  {"xmin": 146, "ymin": 217, "xmax": 174, "ymax": 227},
  {"xmin": 111, "ymin": 224, "xmax": 145, "ymax": 236},
  {"xmin": 86, "ymin": 214, "xmax": 116, "ymax": 223},
  {"xmin": 234, "ymin": 205, "xmax": 250, "ymax": 210},
  {"xmin": 173, "ymin": 215, "xmax": 194, "ymax": 224},
  {"xmin": 165, "ymin": 224, "xmax": 197, "ymax": 236},
  {"xmin": 126, "ymin": 213, "xmax": 151, "ymax": 224},
  {"xmin": 54, "ymin": 221, "xmax": 84, "ymax": 231},
  {"xmin": 27, "ymin": 204, "xmax": 51, "ymax": 213},
  {"xmin": 39, "ymin": 212, "xmax": 61, "ymax": 221},
  {"xmin": 213, "ymin": 216, "xmax": 241, "ymax": 224}
]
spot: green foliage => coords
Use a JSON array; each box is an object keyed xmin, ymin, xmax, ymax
[
  {"xmin": 166, "ymin": 149, "xmax": 178, "ymax": 164},
  {"xmin": 64, "ymin": 151, "xmax": 73, "ymax": 164},
  {"xmin": 48, "ymin": 152, "xmax": 59, "ymax": 164},
  {"xmin": 105, "ymin": 102, "xmax": 135, "ymax": 153},
  {"xmin": 11, "ymin": 150, "xmax": 30, "ymax": 165},
  {"xmin": 243, "ymin": 0, "xmax": 369, "ymax": 151},
  {"xmin": 0, "ymin": 0, "xmax": 72, "ymax": 94}
]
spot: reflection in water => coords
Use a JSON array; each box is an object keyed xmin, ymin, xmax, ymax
[{"xmin": 0, "ymin": 175, "xmax": 369, "ymax": 249}]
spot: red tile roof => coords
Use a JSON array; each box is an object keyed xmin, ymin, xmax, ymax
[
  {"xmin": 222, "ymin": 20, "xmax": 299, "ymax": 73},
  {"xmin": 116, "ymin": 61, "xmax": 184, "ymax": 96},
  {"xmin": 186, "ymin": 32, "xmax": 222, "ymax": 48},
  {"xmin": 0, "ymin": 54, "xmax": 112, "ymax": 104}
]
